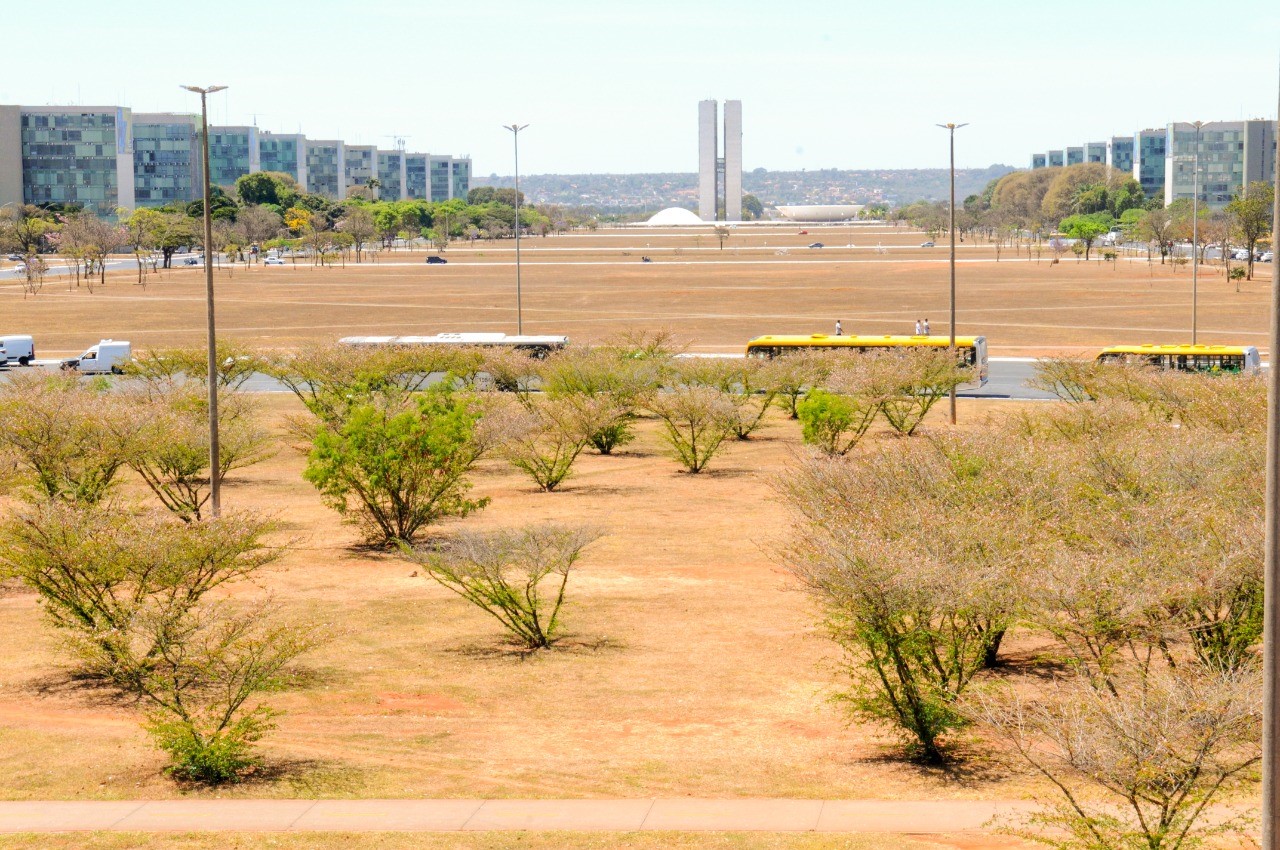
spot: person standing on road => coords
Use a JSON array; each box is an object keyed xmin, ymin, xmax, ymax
[
  {"xmin": 835, "ymin": 320, "xmax": 843, "ymax": 336},
  {"xmin": 914, "ymin": 319, "xmax": 922, "ymax": 335},
  {"xmin": 923, "ymin": 318, "xmax": 931, "ymax": 336}
]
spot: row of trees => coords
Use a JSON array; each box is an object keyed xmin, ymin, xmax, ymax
[
  {"xmin": 782, "ymin": 362, "xmax": 1263, "ymax": 848},
  {"xmin": 0, "ymin": 355, "xmax": 318, "ymax": 783},
  {"xmin": 893, "ymin": 163, "xmax": 1275, "ymax": 278}
]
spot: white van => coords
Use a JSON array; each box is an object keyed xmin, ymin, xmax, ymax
[
  {"xmin": 61, "ymin": 340, "xmax": 132, "ymax": 375},
  {"xmin": 0, "ymin": 335, "xmax": 35, "ymax": 366}
]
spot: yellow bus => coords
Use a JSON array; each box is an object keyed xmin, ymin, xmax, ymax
[
  {"xmin": 745, "ymin": 333, "xmax": 989, "ymax": 387},
  {"xmin": 1094, "ymin": 344, "xmax": 1261, "ymax": 374}
]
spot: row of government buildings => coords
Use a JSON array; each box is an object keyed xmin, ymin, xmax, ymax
[
  {"xmin": 1028, "ymin": 119, "xmax": 1276, "ymax": 208},
  {"xmin": 0, "ymin": 104, "xmax": 472, "ymax": 218}
]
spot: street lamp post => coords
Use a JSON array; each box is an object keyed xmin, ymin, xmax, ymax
[
  {"xmin": 181, "ymin": 83, "xmax": 228, "ymax": 518},
  {"xmin": 503, "ymin": 123, "xmax": 529, "ymax": 334},
  {"xmin": 1191, "ymin": 120, "xmax": 1202, "ymax": 345},
  {"xmin": 1261, "ymin": 63, "xmax": 1280, "ymax": 850},
  {"xmin": 937, "ymin": 122, "xmax": 968, "ymax": 425}
]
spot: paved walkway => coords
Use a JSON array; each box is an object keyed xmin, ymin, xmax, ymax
[{"xmin": 0, "ymin": 798, "xmax": 1037, "ymax": 834}]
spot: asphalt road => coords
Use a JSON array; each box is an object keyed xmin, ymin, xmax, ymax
[{"xmin": 11, "ymin": 358, "xmax": 1057, "ymax": 400}]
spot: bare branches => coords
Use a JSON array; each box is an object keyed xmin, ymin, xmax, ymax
[{"xmin": 404, "ymin": 523, "xmax": 602, "ymax": 649}]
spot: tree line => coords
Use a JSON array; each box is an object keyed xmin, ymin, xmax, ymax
[{"xmin": 892, "ymin": 162, "xmax": 1274, "ymax": 279}]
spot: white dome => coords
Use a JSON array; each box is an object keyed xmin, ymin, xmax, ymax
[{"xmin": 645, "ymin": 207, "xmax": 705, "ymax": 226}]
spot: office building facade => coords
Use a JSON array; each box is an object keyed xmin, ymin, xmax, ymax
[
  {"xmin": 0, "ymin": 102, "xmax": 471, "ymax": 214},
  {"xmin": 1065, "ymin": 146, "xmax": 1084, "ymax": 166},
  {"xmin": 697, "ymin": 99, "xmax": 743, "ymax": 222},
  {"xmin": 1047, "ymin": 150, "xmax": 1064, "ymax": 167},
  {"xmin": 1084, "ymin": 141, "xmax": 1107, "ymax": 163},
  {"xmin": 133, "ymin": 113, "xmax": 200, "ymax": 208},
  {"xmin": 1106, "ymin": 136, "xmax": 1134, "ymax": 174},
  {"xmin": 1164, "ymin": 119, "xmax": 1277, "ymax": 208},
  {"xmin": 344, "ymin": 144, "xmax": 377, "ymax": 194},
  {"xmin": 0, "ymin": 105, "xmax": 135, "ymax": 216},
  {"xmin": 258, "ymin": 132, "xmax": 307, "ymax": 186},
  {"xmin": 208, "ymin": 126, "xmax": 260, "ymax": 188},
  {"xmin": 1031, "ymin": 153, "xmax": 1046, "ymax": 169}
]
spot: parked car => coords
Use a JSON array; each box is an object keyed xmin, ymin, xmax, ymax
[
  {"xmin": 798, "ymin": 230, "xmax": 809, "ymax": 235},
  {"xmin": 1231, "ymin": 249, "xmax": 1251, "ymax": 261},
  {"xmin": 425, "ymin": 256, "xmax": 448, "ymax": 265},
  {"xmin": 920, "ymin": 241, "xmax": 935, "ymax": 248},
  {"xmin": 1261, "ymin": 251, "xmax": 1275, "ymax": 263},
  {"xmin": 807, "ymin": 242, "xmax": 824, "ymax": 249},
  {"xmin": 5, "ymin": 253, "xmax": 21, "ymax": 261},
  {"xmin": 264, "ymin": 257, "xmax": 285, "ymax": 265},
  {"xmin": 182, "ymin": 257, "xmax": 201, "ymax": 266}
]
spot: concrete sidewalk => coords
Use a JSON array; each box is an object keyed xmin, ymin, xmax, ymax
[{"xmin": 0, "ymin": 798, "xmax": 1037, "ymax": 834}]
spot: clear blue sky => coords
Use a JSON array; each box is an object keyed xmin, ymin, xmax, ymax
[{"xmin": 2, "ymin": 0, "xmax": 1276, "ymax": 176}]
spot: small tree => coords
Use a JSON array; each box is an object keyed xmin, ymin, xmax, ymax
[
  {"xmin": 498, "ymin": 396, "xmax": 600, "ymax": 491},
  {"xmin": 869, "ymin": 349, "xmax": 972, "ymax": 435},
  {"xmin": 126, "ymin": 386, "xmax": 272, "ymax": 521},
  {"xmin": 796, "ymin": 389, "xmax": 879, "ymax": 455},
  {"xmin": 141, "ymin": 600, "xmax": 325, "ymax": 783},
  {"xmin": 404, "ymin": 524, "xmax": 602, "ymax": 649},
  {"xmin": 713, "ymin": 226, "xmax": 730, "ymax": 250},
  {"xmin": 303, "ymin": 385, "xmax": 491, "ymax": 545},
  {"xmin": 645, "ymin": 386, "xmax": 738, "ymax": 473},
  {"xmin": 0, "ymin": 372, "xmax": 138, "ymax": 504},
  {"xmin": 0, "ymin": 504, "xmax": 281, "ymax": 689}
]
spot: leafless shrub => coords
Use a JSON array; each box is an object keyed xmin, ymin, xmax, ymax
[
  {"xmin": 644, "ymin": 386, "xmax": 738, "ymax": 473},
  {"xmin": 497, "ymin": 395, "xmax": 603, "ymax": 491},
  {"xmin": 974, "ymin": 667, "xmax": 1261, "ymax": 850},
  {"xmin": 0, "ymin": 372, "xmax": 138, "ymax": 504},
  {"xmin": 403, "ymin": 523, "xmax": 602, "ymax": 648},
  {"xmin": 125, "ymin": 384, "xmax": 273, "ymax": 521}
]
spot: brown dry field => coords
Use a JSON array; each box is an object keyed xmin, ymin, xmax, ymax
[
  {"xmin": 0, "ymin": 226, "xmax": 1264, "ymax": 846},
  {"xmin": 1, "ymin": 224, "xmax": 1272, "ymax": 358},
  {"xmin": 0, "ymin": 397, "xmax": 1070, "ymax": 808}
]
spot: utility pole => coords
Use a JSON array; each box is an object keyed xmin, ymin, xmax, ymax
[
  {"xmin": 503, "ymin": 123, "xmax": 528, "ymax": 335},
  {"xmin": 937, "ymin": 122, "xmax": 968, "ymax": 425},
  {"xmin": 1192, "ymin": 120, "xmax": 1202, "ymax": 345},
  {"xmin": 181, "ymin": 84, "xmax": 228, "ymax": 518},
  {"xmin": 1262, "ymin": 57, "xmax": 1280, "ymax": 850}
]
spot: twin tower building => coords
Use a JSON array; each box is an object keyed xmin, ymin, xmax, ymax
[{"xmin": 698, "ymin": 99, "xmax": 743, "ymax": 222}]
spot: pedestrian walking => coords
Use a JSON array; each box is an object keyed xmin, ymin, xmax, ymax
[
  {"xmin": 923, "ymin": 318, "xmax": 930, "ymax": 336},
  {"xmin": 835, "ymin": 319, "xmax": 843, "ymax": 336},
  {"xmin": 914, "ymin": 319, "xmax": 922, "ymax": 335}
]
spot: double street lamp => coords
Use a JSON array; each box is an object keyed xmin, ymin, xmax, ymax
[
  {"xmin": 937, "ymin": 122, "xmax": 968, "ymax": 425},
  {"xmin": 503, "ymin": 123, "xmax": 529, "ymax": 334},
  {"xmin": 181, "ymin": 84, "xmax": 227, "ymax": 518}
]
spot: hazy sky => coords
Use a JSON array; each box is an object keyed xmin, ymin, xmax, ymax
[{"xmin": 2, "ymin": 0, "xmax": 1276, "ymax": 176}]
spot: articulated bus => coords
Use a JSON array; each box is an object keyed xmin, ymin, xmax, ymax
[
  {"xmin": 745, "ymin": 333, "xmax": 989, "ymax": 387},
  {"xmin": 339, "ymin": 333, "xmax": 569, "ymax": 358},
  {"xmin": 1095, "ymin": 344, "xmax": 1260, "ymax": 374}
]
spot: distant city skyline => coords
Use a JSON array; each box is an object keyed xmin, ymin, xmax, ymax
[{"xmin": 2, "ymin": 0, "xmax": 1276, "ymax": 176}]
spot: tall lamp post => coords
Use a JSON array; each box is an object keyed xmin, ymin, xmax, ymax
[
  {"xmin": 503, "ymin": 123, "xmax": 528, "ymax": 334},
  {"xmin": 1190, "ymin": 120, "xmax": 1203, "ymax": 345},
  {"xmin": 937, "ymin": 122, "xmax": 968, "ymax": 425},
  {"xmin": 181, "ymin": 84, "xmax": 227, "ymax": 518},
  {"xmin": 1261, "ymin": 63, "xmax": 1280, "ymax": 850}
]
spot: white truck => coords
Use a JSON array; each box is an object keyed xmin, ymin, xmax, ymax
[
  {"xmin": 0, "ymin": 335, "xmax": 35, "ymax": 366},
  {"xmin": 60, "ymin": 339, "xmax": 132, "ymax": 375}
]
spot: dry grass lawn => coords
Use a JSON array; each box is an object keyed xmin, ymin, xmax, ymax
[
  {"xmin": 0, "ymin": 226, "xmax": 1267, "ymax": 827},
  {"xmin": 0, "ymin": 225, "xmax": 1271, "ymax": 358},
  {"xmin": 0, "ymin": 397, "xmax": 1051, "ymax": 804}
]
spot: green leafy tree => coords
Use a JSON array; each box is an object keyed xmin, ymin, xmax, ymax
[
  {"xmin": 303, "ymin": 386, "xmax": 490, "ymax": 545},
  {"xmin": 741, "ymin": 193, "xmax": 764, "ymax": 220},
  {"xmin": 234, "ymin": 172, "xmax": 300, "ymax": 209},
  {"xmin": 1225, "ymin": 181, "xmax": 1274, "ymax": 280},
  {"xmin": 1060, "ymin": 212, "xmax": 1114, "ymax": 261},
  {"xmin": 797, "ymin": 389, "xmax": 879, "ymax": 455}
]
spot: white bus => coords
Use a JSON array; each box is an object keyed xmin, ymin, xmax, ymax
[{"xmin": 339, "ymin": 333, "xmax": 569, "ymax": 358}]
